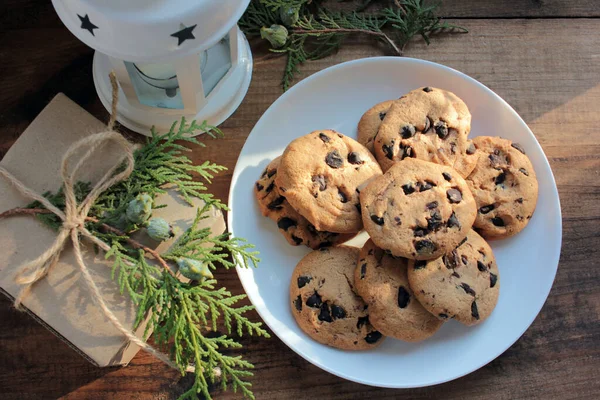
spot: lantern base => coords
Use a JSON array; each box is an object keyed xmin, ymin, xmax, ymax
[{"xmin": 92, "ymin": 29, "xmax": 253, "ymax": 136}]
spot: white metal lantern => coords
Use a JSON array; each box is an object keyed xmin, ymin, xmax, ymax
[{"xmin": 52, "ymin": 0, "xmax": 252, "ymax": 135}]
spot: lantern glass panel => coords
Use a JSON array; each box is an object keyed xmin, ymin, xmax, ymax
[
  {"xmin": 201, "ymin": 36, "xmax": 232, "ymax": 97},
  {"xmin": 124, "ymin": 61, "xmax": 185, "ymax": 109}
]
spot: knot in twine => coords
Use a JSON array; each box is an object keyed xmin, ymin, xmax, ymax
[{"xmin": 0, "ymin": 72, "xmax": 195, "ymax": 374}]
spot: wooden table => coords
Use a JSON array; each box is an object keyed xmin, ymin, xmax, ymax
[{"xmin": 1, "ymin": 1, "xmax": 599, "ymax": 399}]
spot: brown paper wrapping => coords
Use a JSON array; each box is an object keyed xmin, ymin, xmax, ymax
[{"xmin": 0, "ymin": 94, "xmax": 225, "ymax": 367}]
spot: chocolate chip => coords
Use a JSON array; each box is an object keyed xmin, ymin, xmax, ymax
[
  {"xmin": 447, "ymin": 212, "xmax": 461, "ymax": 229},
  {"xmin": 477, "ymin": 261, "xmax": 487, "ymax": 272},
  {"xmin": 423, "ymin": 86, "xmax": 433, "ymax": 92},
  {"xmin": 457, "ymin": 236, "xmax": 468, "ymax": 248},
  {"xmin": 447, "ymin": 188, "xmax": 462, "ymax": 203},
  {"xmin": 442, "ymin": 172, "xmax": 452, "ymax": 181},
  {"xmin": 471, "ymin": 301, "xmax": 480, "ymax": 320},
  {"xmin": 379, "ymin": 111, "xmax": 387, "ymax": 121},
  {"xmin": 318, "ymin": 303, "xmax": 333, "ymax": 322},
  {"xmin": 267, "ymin": 196, "xmax": 285, "ymax": 210},
  {"xmin": 297, "ymin": 276, "xmax": 312, "ymax": 288},
  {"xmin": 394, "ymin": 216, "xmax": 402, "ymax": 225},
  {"xmin": 280, "ymin": 187, "xmax": 287, "ymax": 193},
  {"xmin": 466, "ymin": 142, "xmax": 476, "ymax": 155},
  {"xmin": 450, "ymin": 142, "xmax": 457, "ymax": 155},
  {"xmin": 460, "ymin": 283, "xmax": 476, "ymax": 296},
  {"xmin": 371, "ymin": 215, "xmax": 384, "ymax": 225},
  {"xmin": 398, "ymin": 286, "xmax": 411, "ymax": 308},
  {"xmin": 399, "ymin": 143, "xmax": 414, "ymax": 159},
  {"xmin": 306, "ymin": 291, "xmax": 322, "ymax": 308},
  {"xmin": 443, "ymin": 250, "xmax": 459, "ymax": 269},
  {"xmin": 516, "ymin": 198, "xmax": 524, "ymax": 204},
  {"xmin": 414, "ymin": 260, "xmax": 427, "ymax": 270},
  {"xmin": 415, "ymin": 239, "xmax": 437, "ymax": 254},
  {"xmin": 439, "ymin": 313, "xmax": 449, "ymax": 319},
  {"xmin": 402, "ymin": 183, "xmax": 415, "ymax": 195},
  {"xmin": 331, "ymin": 305, "xmax": 347, "ymax": 319},
  {"xmin": 479, "ymin": 204, "xmax": 495, "ymax": 214},
  {"xmin": 267, "ymin": 169, "xmax": 276, "ymax": 178},
  {"xmin": 355, "ymin": 203, "xmax": 362, "ymax": 215},
  {"xmin": 434, "ymin": 121, "xmax": 449, "ymax": 139},
  {"xmin": 255, "ymin": 182, "xmax": 264, "ymax": 191},
  {"xmin": 365, "ymin": 331, "xmax": 382, "ymax": 344},
  {"xmin": 318, "ymin": 241, "xmax": 333, "ymax": 248},
  {"xmin": 312, "ymin": 175, "xmax": 327, "ymax": 191},
  {"xmin": 401, "ymin": 124, "xmax": 416, "ymax": 139},
  {"xmin": 261, "ymin": 168, "xmax": 268, "ymax": 178},
  {"xmin": 325, "ymin": 150, "xmax": 344, "ymax": 168},
  {"xmin": 427, "ymin": 213, "xmax": 443, "ymax": 232},
  {"xmin": 424, "ymin": 116, "xmax": 432, "ymax": 133},
  {"xmin": 489, "ymin": 150, "xmax": 508, "ymax": 168},
  {"xmin": 495, "ymin": 172, "xmax": 506, "ymax": 185},
  {"xmin": 319, "ymin": 133, "xmax": 331, "ymax": 143},
  {"xmin": 338, "ymin": 189, "xmax": 348, "ymax": 203},
  {"xmin": 451, "ymin": 271, "xmax": 461, "ymax": 278},
  {"xmin": 413, "ymin": 227, "xmax": 428, "ymax": 237},
  {"xmin": 291, "ymin": 235, "xmax": 303, "ymax": 245},
  {"xmin": 265, "ymin": 182, "xmax": 275, "ymax": 193},
  {"xmin": 511, "ymin": 142, "xmax": 526, "ymax": 154},
  {"xmin": 426, "ymin": 201, "xmax": 439, "ymax": 209},
  {"xmin": 382, "ymin": 142, "xmax": 395, "ymax": 160},
  {"xmin": 357, "ymin": 315, "xmax": 369, "ymax": 329},
  {"xmin": 461, "ymin": 255, "xmax": 468, "ymax": 264},
  {"xmin": 348, "ymin": 152, "xmax": 364, "ymax": 165},
  {"xmin": 307, "ymin": 224, "xmax": 317, "ymax": 235},
  {"xmin": 490, "ymin": 273, "xmax": 498, "ymax": 288},
  {"xmin": 418, "ymin": 181, "xmax": 435, "ymax": 192},
  {"xmin": 294, "ymin": 295, "xmax": 302, "ymax": 311},
  {"xmin": 277, "ymin": 217, "xmax": 297, "ymax": 231},
  {"xmin": 519, "ymin": 168, "xmax": 529, "ymax": 176},
  {"xmin": 491, "ymin": 217, "xmax": 505, "ymax": 227},
  {"xmin": 360, "ymin": 263, "xmax": 367, "ymax": 279}
]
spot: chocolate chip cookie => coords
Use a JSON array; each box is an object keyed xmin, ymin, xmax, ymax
[
  {"xmin": 357, "ymin": 100, "xmax": 396, "ymax": 154},
  {"xmin": 290, "ymin": 246, "xmax": 384, "ymax": 350},
  {"xmin": 354, "ymin": 239, "xmax": 443, "ymax": 341},
  {"xmin": 360, "ymin": 158, "xmax": 476, "ymax": 260},
  {"xmin": 407, "ymin": 229, "xmax": 500, "ymax": 326},
  {"xmin": 374, "ymin": 87, "xmax": 477, "ymax": 178},
  {"xmin": 255, "ymin": 157, "xmax": 356, "ymax": 249},
  {"xmin": 276, "ymin": 130, "xmax": 383, "ymax": 233},
  {"xmin": 466, "ymin": 136, "xmax": 538, "ymax": 239}
]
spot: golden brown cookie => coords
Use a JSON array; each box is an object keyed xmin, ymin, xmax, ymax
[
  {"xmin": 354, "ymin": 239, "xmax": 443, "ymax": 342},
  {"xmin": 255, "ymin": 157, "xmax": 356, "ymax": 249},
  {"xmin": 360, "ymin": 158, "xmax": 477, "ymax": 260},
  {"xmin": 466, "ymin": 136, "xmax": 538, "ymax": 239},
  {"xmin": 357, "ymin": 100, "xmax": 396, "ymax": 154},
  {"xmin": 407, "ymin": 230, "xmax": 500, "ymax": 326},
  {"xmin": 290, "ymin": 246, "xmax": 384, "ymax": 350},
  {"xmin": 374, "ymin": 87, "xmax": 477, "ymax": 177},
  {"xmin": 276, "ymin": 130, "xmax": 383, "ymax": 233}
]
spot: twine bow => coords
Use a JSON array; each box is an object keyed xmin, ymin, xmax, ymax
[{"xmin": 0, "ymin": 73, "xmax": 194, "ymax": 373}]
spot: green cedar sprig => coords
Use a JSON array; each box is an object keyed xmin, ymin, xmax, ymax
[
  {"xmin": 27, "ymin": 119, "xmax": 269, "ymax": 399},
  {"xmin": 239, "ymin": 0, "xmax": 467, "ymax": 90}
]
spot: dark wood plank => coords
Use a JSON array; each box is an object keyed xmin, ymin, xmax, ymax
[
  {"xmin": 0, "ymin": 12, "xmax": 599, "ymax": 400},
  {"xmin": 439, "ymin": 0, "xmax": 600, "ymax": 18}
]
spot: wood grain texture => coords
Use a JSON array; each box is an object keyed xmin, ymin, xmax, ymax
[
  {"xmin": 438, "ymin": 0, "xmax": 600, "ymax": 18},
  {"xmin": 0, "ymin": 5, "xmax": 599, "ymax": 400}
]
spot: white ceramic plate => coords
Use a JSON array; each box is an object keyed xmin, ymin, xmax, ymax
[{"xmin": 228, "ymin": 57, "xmax": 561, "ymax": 388}]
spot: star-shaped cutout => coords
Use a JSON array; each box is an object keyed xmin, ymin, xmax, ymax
[
  {"xmin": 171, "ymin": 24, "xmax": 197, "ymax": 46},
  {"xmin": 77, "ymin": 14, "xmax": 98, "ymax": 36}
]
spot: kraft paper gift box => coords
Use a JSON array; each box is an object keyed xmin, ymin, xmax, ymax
[{"xmin": 0, "ymin": 93, "xmax": 225, "ymax": 367}]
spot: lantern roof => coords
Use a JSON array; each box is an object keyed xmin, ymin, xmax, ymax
[{"xmin": 52, "ymin": 0, "xmax": 250, "ymax": 63}]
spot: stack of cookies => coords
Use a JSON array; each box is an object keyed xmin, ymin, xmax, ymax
[{"xmin": 255, "ymin": 87, "xmax": 539, "ymax": 350}]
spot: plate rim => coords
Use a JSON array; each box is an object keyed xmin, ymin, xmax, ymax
[{"xmin": 227, "ymin": 56, "xmax": 563, "ymax": 388}]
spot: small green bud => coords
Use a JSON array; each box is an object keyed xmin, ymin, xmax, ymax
[
  {"xmin": 260, "ymin": 24, "xmax": 288, "ymax": 49},
  {"xmin": 176, "ymin": 258, "xmax": 214, "ymax": 281},
  {"xmin": 126, "ymin": 193, "xmax": 153, "ymax": 224},
  {"xmin": 279, "ymin": 6, "xmax": 299, "ymax": 27},
  {"xmin": 146, "ymin": 217, "xmax": 174, "ymax": 242}
]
